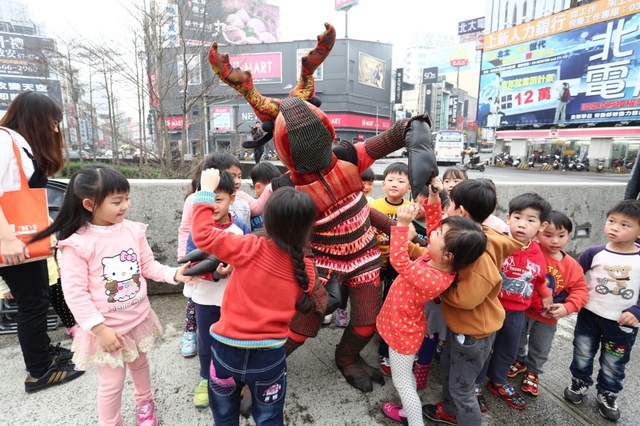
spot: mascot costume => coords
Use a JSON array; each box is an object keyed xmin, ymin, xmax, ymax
[{"xmin": 204, "ymin": 23, "xmax": 438, "ymax": 393}]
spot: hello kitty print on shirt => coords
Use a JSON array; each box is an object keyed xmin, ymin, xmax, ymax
[{"xmin": 103, "ymin": 248, "xmax": 141, "ymax": 303}]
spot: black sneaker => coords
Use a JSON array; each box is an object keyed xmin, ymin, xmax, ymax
[
  {"xmin": 25, "ymin": 362, "xmax": 84, "ymax": 393},
  {"xmin": 475, "ymin": 383, "xmax": 488, "ymax": 412},
  {"xmin": 49, "ymin": 343, "xmax": 73, "ymax": 364},
  {"xmin": 597, "ymin": 391, "xmax": 621, "ymax": 422},
  {"xmin": 563, "ymin": 377, "xmax": 589, "ymax": 404}
]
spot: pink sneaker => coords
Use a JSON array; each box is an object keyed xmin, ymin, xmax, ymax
[
  {"xmin": 381, "ymin": 402, "xmax": 408, "ymax": 424},
  {"xmin": 136, "ymin": 400, "xmax": 157, "ymax": 426},
  {"xmin": 65, "ymin": 324, "xmax": 80, "ymax": 339}
]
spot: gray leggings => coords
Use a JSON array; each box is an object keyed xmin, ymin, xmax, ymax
[
  {"xmin": 389, "ymin": 348, "xmax": 424, "ymax": 426},
  {"xmin": 516, "ymin": 316, "xmax": 557, "ymax": 374}
]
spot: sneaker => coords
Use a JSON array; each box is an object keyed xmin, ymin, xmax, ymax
[
  {"xmin": 65, "ymin": 324, "xmax": 80, "ymax": 339},
  {"xmin": 335, "ymin": 308, "xmax": 349, "ymax": 327},
  {"xmin": 508, "ymin": 360, "xmax": 527, "ymax": 378},
  {"xmin": 422, "ymin": 402, "xmax": 457, "ymax": 425},
  {"xmin": 49, "ymin": 343, "xmax": 74, "ymax": 364},
  {"xmin": 563, "ymin": 377, "xmax": 589, "ymax": 404},
  {"xmin": 475, "ymin": 383, "xmax": 488, "ymax": 412},
  {"xmin": 597, "ymin": 391, "xmax": 620, "ymax": 421},
  {"xmin": 193, "ymin": 378, "xmax": 209, "ymax": 408},
  {"xmin": 521, "ymin": 371, "xmax": 539, "ymax": 396},
  {"xmin": 381, "ymin": 402, "xmax": 408, "ymax": 425},
  {"xmin": 486, "ymin": 381, "xmax": 528, "ymax": 410},
  {"xmin": 322, "ymin": 314, "xmax": 332, "ymax": 325},
  {"xmin": 379, "ymin": 356, "xmax": 392, "ymax": 376},
  {"xmin": 24, "ymin": 361, "xmax": 85, "ymax": 393},
  {"xmin": 181, "ymin": 332, "xmax": 197, "ymax": 358},
  {"xmin": 135, "ymin": 400, "xmax": 157, "ymax": 426},
  {"xmin": 413, "ymin": 362, "xmax": 430, "ymax": 390}
]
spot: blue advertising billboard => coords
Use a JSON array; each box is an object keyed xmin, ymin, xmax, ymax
[{"xmin": 478, "ymin": 14, "xmax": 640, "ymax": 128}]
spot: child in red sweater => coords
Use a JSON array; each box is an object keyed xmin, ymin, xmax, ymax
[
  {"xmin": 191, "ymin": 168, "xmax": 317, "ymax": 426},
  {"xmin": 475, "ymin": 193, "xmax": 553, "ymax": 411},
  {"xmin": 509, "ymin": 211, "xmax": 588, "ymax": 396}
]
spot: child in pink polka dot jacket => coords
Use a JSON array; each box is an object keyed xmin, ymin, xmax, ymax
[{"xmin": 377, "ymin": 179, "xmax": 488, "ymax": 426}]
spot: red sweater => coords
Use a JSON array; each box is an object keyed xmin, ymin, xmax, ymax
[
  {"xmin": 498, "ymin": 240, "xmax": 551, "ymax": 312},
  {"xmin": 526, "ymin": 250, "xmax": 588, "ymax": 324},
  {"xmin": 191, "ymin": 192, "xmax": 315, "ymax": 348}
]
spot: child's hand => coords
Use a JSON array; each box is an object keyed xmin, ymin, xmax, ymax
[
  {"xmin": 429, "ymin": 176, "xmax": 443, "ymax": 198},
  {"xmin": 541, "ymin": 295, "xmax": 553, "ymax": 311},
  {"xmin": 407, "ymin": 223, "xmax": 418, "ymax": 241},
  {"xmin": 396, "ymin": 204, "xmax": 417, "ymax": 227},
  {"xmin": 217, "ymin": 263, "xmax": 234, "ymax": 276},
  {"xmin": 618, "ymin": 311, "xmax": 640, "ymax": 327},
  {"xmin": 175, "ymin": 263, "xmax": 197, "ymax": 285},
  {"xmin": 200, "ymin": 168, "xmax": 220, "ymax": 193},
  {"xmin": 93, "ymin": 324, "xmax": 124, "ymax": 353},
  {"xmin": 545, "ymin": 303, "xmax": 569, "ymax": 319},
  {"xmin": 2, "ymin": 291, "xmax": 13, "ymax": 299}
]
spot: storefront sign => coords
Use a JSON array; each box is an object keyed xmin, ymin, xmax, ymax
[
  {"xmin": 326, "ymin": 113, "xmax": 392, "ymax": 131},
  {"xmin": 478, "ymin": 14, "xmax": 640, "ymax": 127},
  {"xmin": 394, "ymin": 68, "xmax": 403, "ymax": 103},
  {"xmin": 211, "ymin": 107, "xmax": 231, "ymax": 131},
  {"xmin": 227, "ymin": 52, "xmax": 282, "ymax": 84},
  {"xmin": 458, "ymin": 17, "xmax": 485, "ymax": 35},
  {"xmin": 421, "ymin": 67, "xmax": 438, "ymax": 84},
  {"xmin": 335, "ymin": 0, "xmax": 359, "ymax": 11},
  {"xmin": 165, "ymin": 116, "xmax": 191, "ymax": 130}
]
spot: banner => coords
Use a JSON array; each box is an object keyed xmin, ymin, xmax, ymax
[
  {"xmin": 394, "ymin": 68, "xmax": 403, "ymax": 103},
  {"xmin": 228, "ymin": 52, "xmax": 282, "ymax": 84},
  {"xmin": 424, "ymin": 83, "xmax": 433, "ymax": 116},
  {"xmin": 358, "ymin": 52, "xmax": 386, "ymax": 89},
  {"xmin": 484, "ymin": 0, "xmax": 638, "ymax": 51},
  {"xmin": 478, "ymin": 14, "xmax": 640, "ymax": 127}
]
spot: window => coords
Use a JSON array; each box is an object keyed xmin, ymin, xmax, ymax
[{"xmin": 177, "ymin": 55, "xmax": 201, "ymax": 86}]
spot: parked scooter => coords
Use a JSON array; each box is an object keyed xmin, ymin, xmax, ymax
[
  {"xmin": 528, "ymin": 156, "xmax": 535, "ymax": 168},
  {"xmin": 567, "ymin": 156, "xmax": 577, "ymax": 171},
  {"xmin": 512, "ymin": 156, "xmax": 521, "ymax": 167},
  {"xmin": 596, "ymin": 159, "xmax": 605, "ymax": 173},
  {"xmin": 503, "ymin": 154, "xmax": 515, "ymax": 166},
  {"xmin": 576, "ymin": 158, "xmax": 590, "ymax": 172},
  {"xmin": 464, "ymin": 152, "xmax": 486, "ymax": 172},
  {"xmin": 552, "ymin": 156, "xmax": 561, "ymax": 170},
  {"xmin": 612, "ymin": 156, "xmax": 626, "ymax": 168}
]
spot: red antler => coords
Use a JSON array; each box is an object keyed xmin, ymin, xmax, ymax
[
  {"xmin": 290, "ymin": 23, "xmax": 336, "ymax": 100},
  {"xmin": 207, "ymin": 43, "xmax": 281, "ymax": 122}
]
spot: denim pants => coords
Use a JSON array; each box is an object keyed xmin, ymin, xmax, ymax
[
  {"xmin": 209, "ymin": 338, "xmax": 287, "ymax": 426},
  {"xmin": 570, "ymin": 308, "xmax": 638, "ymax": 394},
  {"xmin": 194, "ymin": 303, "xmax": 220, "ymax": 379}
]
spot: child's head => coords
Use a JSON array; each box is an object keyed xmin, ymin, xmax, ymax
[
  {"xmin": 381, "ymin": 162, "xmax": 409, "ymax": 203},
  {"xmin": 604, "ymin": 200, "xmax": 640, "ymax": 245},
  {"xmin": 360, "ymin": 168, "xmax": 375, "ymax": 197},
  {"xmin": 442, "ymin": 167, "xmax": 468, "ymax": 194},
  {"xmin": 202, "ymin": 153, "xmax": 243, "ymax": 194},
  {"xmin": 250, "ymin": 162, "xmax": 281, "ymax": 197},
  {"xmin": 212, "ymin": 171, "xmax": 236, "ymax": 224},
  {"xmin": 538, "ymin": 210, "xmax": 572, "ymax": 256},
  {"xmin": 429, "ymin": 216, "xmax": 487, "ymax": 272},
  {"xmin": 413, "ymin": 184, "xmax": 450, "ymax": 221},
  {"xmin": 35, "ymin": 165, "xmax": 130, "ymax": 241},
  {"xmin": 263, "ymin": 187, "xmax": 317, "ymax": 315},
  {"xmin": 448, "ymin": 179, "xmax": 496, "ymax": 223},
  {"xmin": 507, "ymin": 193, "xmax": 552, "ymax": 244}
]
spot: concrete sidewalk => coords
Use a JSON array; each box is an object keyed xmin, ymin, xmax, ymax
[{"xmin": 2, "ymin": 293, "xmax": 637, "ymax": 425}]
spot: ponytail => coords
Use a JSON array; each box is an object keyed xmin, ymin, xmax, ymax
[{"xmin": 290, "ymin": 241, "xmax": 315, "ymax": 314}]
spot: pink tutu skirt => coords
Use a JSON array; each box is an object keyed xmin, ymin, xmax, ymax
[{"xmin": 71, "ymin": 309, "xmax": 163, "ymax": 370}]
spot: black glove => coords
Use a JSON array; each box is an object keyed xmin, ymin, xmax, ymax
[{"xmin": 404, "ymin": 115, "xmax": 438, "ymax": 201}]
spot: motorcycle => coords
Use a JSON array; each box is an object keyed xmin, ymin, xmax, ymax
[
  {"xmin": 528, "ymin": 156, "xmax": 535, "ymax": 168},
  {"xmin": 596, "ymin": 159, "xmax": 605, "ymax": 173},
  {"xmin": 512, "ymin": 156, "xmax": 521, "ymax": 167},
  {"xmin": 567, "ymin": 157, "xmax": 577, "ymax": 171},
  {"xmin": 503, "ymin": 154, "xmax": 514, "ymax": 166},
  {"xmin": 552, "ymin": 156, "xmax": 560, "ymax": 170},
  {"xmin": 464, "ymin": 152, "xmax": 486, "ymax": 172},
  {"xmin": 626, "ymin": 158, "xmax": 636, "ymax": 169},
  {"xmin": 576, "ymin": 158, "xmax": 590, "ymax": 172},
  {"xmin": 612, "ymin": 156, "xmax": 626, "ymax": 168}
]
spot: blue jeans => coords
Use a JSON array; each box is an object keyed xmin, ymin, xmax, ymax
[
  {"xmin": 208, "ymin": 338, "xmax": 287, "ymax": 426},
  {"xmin": 570, "ymin": 308, "xmax": 638, "ymax": 394},
  {"xmin": 194, "ymin": 303, "xmax": 220, "ymax": 379}
]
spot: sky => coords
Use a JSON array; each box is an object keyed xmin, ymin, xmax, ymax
[{"xmin": 21, "ymin": 0, "xmax": 487, "ymax": 117}]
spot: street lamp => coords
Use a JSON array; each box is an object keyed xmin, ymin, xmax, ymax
[{"xmin": 376, "ymin": 104, "xmax": 391, "ymax": 135}]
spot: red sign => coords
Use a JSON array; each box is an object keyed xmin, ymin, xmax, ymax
[
  {"xmin": 326, "ymin": 113, "xmax": 392, "ymax": 131},
  {"xmin": 335, "ymin": 0, "xmax": 359, "ymax": 11},
  {"xmin": 466, "ymin": 121, "xmax": 478, "ymax": 131},
  {"xmin": 357, "ymin": 133, "xmax": 364, "ymax": 139},
  {"xmin": 228, "ymin": 52, "xmax": 282, "ymax": 84},
  {"xmin": 549, "ymin": 129, "xmax": 559, "ymax": 138},
  {"xmin": 450, "ymin": 58, "xmax": 469, "ymax": 67},
  {"xmin": 165, "ymin": 116, "xmax": 191, "ymax": 130}
]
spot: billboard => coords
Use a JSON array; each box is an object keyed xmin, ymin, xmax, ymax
[
  {"xmin": 484, "ymin": 0, "xmax": 637, "ymax": 52},
  {"xmin": 0, "ymin": 33, "xmax": 55, "ymax": 78},
  {"xmin": 478, "ymin": 14, "xmax": 640, "ymax": 127},
  {"xmin": 422, "ymin": 67, "xmax": 438, "ymax": 84},
  {"xmin": 358, "ymin": 52, "xmax": 386, "ymax": 89},
  {"xmin": 335, "ymin": 0, "xmax": 359, "ymax": 11},
  {"xmin": 424, "ymin": 42, "xmax": 480, "ymax": 75},
  {"xmin": 228, "ymin": 52, "xmax": 282, "ymax": 84},
  {"xmin": 211, "ymin": 106, "xmax": 232, "ymax": 131}
]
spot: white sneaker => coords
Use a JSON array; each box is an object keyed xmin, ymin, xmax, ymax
[{"xmin": 322, "ymin": 314, "xmax": 332, "ymax": 325}]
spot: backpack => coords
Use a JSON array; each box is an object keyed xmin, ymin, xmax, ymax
[{"xmin": 560, "ymin": 88, "xmax": 571, "ymax": 102}]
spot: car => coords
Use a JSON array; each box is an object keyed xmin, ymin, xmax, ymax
[{"xmin": 65, "ymin": 150, "xmax": 91, "ymax": 160}]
